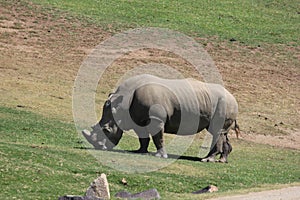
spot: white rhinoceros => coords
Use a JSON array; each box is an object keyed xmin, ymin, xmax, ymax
[{"xmin": 82, "ymin": 74, "xmax": 240, "ymax": 163}]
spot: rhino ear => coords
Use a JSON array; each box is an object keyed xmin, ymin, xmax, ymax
[
  {"xmin": 108, "ymin": 92, "xmax": 114, "ymax": 98},
  {"xmin": 111, "ymin": 95, "xmax": 123, "ymax": 105},
  {"xmin": 111, "ymin": 96, "xmax": 123, "ymax": 111}
]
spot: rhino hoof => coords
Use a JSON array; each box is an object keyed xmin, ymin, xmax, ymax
[
  {"xmin": 218, "ymin": 158, "xmax": 228, "ymax": 163},
  {"xmin": 155, "ymin": 149, "xmax": 168, "ymax": 158},
  {"xmin": 155, "ymin": 153, "xmax": 168, "ymax": 158},
  {"xmin": 201, "ymin": 157, "xmax": 216, "ymax": 162}
]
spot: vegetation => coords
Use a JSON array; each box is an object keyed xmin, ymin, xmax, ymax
[
  {"xmin": 0, "ymin": 0, "xmax": 299, "ymax": 199},
  {"xmin": 0, "ymin": 107, "xmax": 299, "ymax": 199},
  {"xmin": 32, "ymin": 0, "xmax": 300, "ymax": 45}
]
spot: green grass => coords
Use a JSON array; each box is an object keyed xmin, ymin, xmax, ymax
[
  {"xmin": 0, "ymin": 0, "xmax": 299, "ymax": 199},
  {"xmin": 0, "ymin": 107, "xmax": 78, "ymax": 147},
  {"xmin": 30, "ymin": 0, "xmax": 299, "ymax": 45},
  {"xmin": 0, "ymin": 106, "xmax": 299, "ymax": 199}
]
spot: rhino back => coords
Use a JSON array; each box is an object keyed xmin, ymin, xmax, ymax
[
  {"xmin": 113, "ymin": 74, "xmax": 238, "ymax": 134},
  {"xmin": 128, "ymin": 77, "xmax": 214, "ymax": 134}
]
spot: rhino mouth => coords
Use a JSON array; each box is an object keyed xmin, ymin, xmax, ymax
[{"xmin": 100, "ymin": 122, "xmax": 113, "ymax": 133}]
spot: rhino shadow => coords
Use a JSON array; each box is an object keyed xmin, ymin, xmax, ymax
[{"xmin": 74, "ymin": 147, "xmax": 202, "ymax": 162}]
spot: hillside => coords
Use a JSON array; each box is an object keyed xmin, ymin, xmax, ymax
[{"xmin": 0, "ymin": 0, "xmax": 299, "ymax": 199}]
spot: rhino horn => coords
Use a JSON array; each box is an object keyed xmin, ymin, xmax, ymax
[{"xmin": 82, "ymin": 129, "xmax": 91, "ymax": 136}]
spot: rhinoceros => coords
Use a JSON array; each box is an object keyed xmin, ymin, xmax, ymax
[{"xmin": 82, "ymin": 74, "xmax": 240, "ymax": 162}]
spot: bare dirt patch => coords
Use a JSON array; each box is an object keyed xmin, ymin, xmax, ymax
[
  {"xmin": 242, "ymin": 130, "xmax": 300, "ymax": 150},
  {"xmin": 0, "ymin": 0, "xmax": 109, "ymax": 121},
  {"xmin": 211, "ymin": 186, "xmax": 300, "ymax": 200},
  {"xmin": 1, "ymin": 1, "xmax": 299, "ymax": 150}
]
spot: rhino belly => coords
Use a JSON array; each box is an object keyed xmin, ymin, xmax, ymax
[{"xmin": 164, "ymin": 112, "xmax": 209, "ymax": 135}]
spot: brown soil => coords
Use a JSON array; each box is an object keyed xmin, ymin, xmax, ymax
[
  {"xmin": 0, "ymin": 1, "xmax": 299, "ymax": 150},
  {"xmin": 240, "ymin": 129, "xmax": 300, "ymax": 150},
  {"xmin": 211, "ymin": 186, "xmax": 300, "ymax": 200}
]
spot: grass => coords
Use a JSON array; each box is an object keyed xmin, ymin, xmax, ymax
[
  {"xmin": 31, "ymin": 0, "xmax": 299, "ymax": 45},
  {"xmin": 0, "ymin": 0, "xmax": 299, "ymax": 199},
  {"xmin": 0, "ymin": 106, "xmax": 299, "ymax": 199}
]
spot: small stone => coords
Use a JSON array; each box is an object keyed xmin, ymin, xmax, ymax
[
  {"xmin": 16, "ymin": 105, "xmax": 26, "ymax": 108},
  {"xmin": 121, "ymin": 178, "xmax": 127, "ymax": 185},
  {"xmin": 58, "ymin": 195, "xmax": 84, "ymax": 200},
  {"xmin": 86, "ymin": 173, "xmax": 110, "ymax": 199},
  {"xmin": 58, "ymin": 195, "xmax": 103, "ymax": 200},
  {"xmin": 115, "ymin": 188, "xmax": 160, "ymax": 199},
  {"xmin": 131, "ymin": 189, "xmax": 160, "ymax": 199},
  {"xmin": 208, "ymin": 185, "xmax": 218, "ymax": 193},
  {"xmin": 115, "ymin": 191, "xmax": 131, "ymax": 199},
  {"xmin": 192, "ymin": 185, "xmax": 218, "ymax": 194}
]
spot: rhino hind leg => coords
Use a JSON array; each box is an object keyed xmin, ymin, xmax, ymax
[
  {"xmin": 218, "ymin": 120, "xmax": 235, "ymax": 162},
  {"xmin": 219, "ymin": 136, "xmax": 232, "ymax": 163},
  {"xmin": 206, "ymin": 119, "xmax": 235, "ymax": 163},
  {"xmin": 152, "ymin": 130, "xmax": 168, "ymax": 158},
  {"xmin": 200, "ymin": 143, "xmax": 220, "ymax": 162},
  {"xmin": 200, "ymin": 137, "xmax": 222, "ymax": 162},
  {"xmin": 201, "ymin": 132, "xmax": 228, "ymax": 163}
]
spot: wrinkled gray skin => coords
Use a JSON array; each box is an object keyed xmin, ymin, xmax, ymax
[{"xmin": 82, "ymin": 74, "xmax": 239, "ymax": 163}]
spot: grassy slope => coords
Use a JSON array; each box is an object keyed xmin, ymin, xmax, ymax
[
  {"xmin": 0, "ymin": 0, "xmax": 299, "ymax": 199},
  {"xmin": 33, "ymin": 0, "xmax": 299, "ymax": 45},
  {"xmin": 0, "ymin": 107, "xmax": 299, "ymax": 200}
]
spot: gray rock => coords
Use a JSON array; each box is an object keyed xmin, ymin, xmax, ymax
[
  {"xmin": 86, "ymin": 173, "xmax": 110, "ymax": 199},
  {"xmin": 58, "ymin": 195, "xmax": 103, "ymax": 200},
  {"xmin": 192, "ymin": 185, "xmax": 218, "ymax": 194},
  {"xmin": 115, "ymin": 188, "xmax": 160, "ymax": 199}
]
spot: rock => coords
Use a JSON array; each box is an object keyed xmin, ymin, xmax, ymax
[
  {"xmin": 115, "ymin": 188, "xmax": 160, "ymax": 199},
  {"xmin": 86, "ymin": 173, "xmax": 110, "ymax": 199},
  {"xmin": 16, "ymin": 105, "xmax": 26, "ymax": 108},
  {"xmin": 115, "ymin": 191, "xmax": 131, "ymax": 199},
  {"xmin": 192, "ymin": 185, "xmax": 218, "ymax": 194},
  {"xmin": 58, "ymin": 195, "xmax": 103, "ymax": 200},
  {"xmin": 121, "ymin": 178, "xmax": 127, "ymax": 185}
]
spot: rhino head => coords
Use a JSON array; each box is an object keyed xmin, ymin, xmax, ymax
[
  {"xmin": 82, "ymin": 125, "xmax": 108, "ymax": 150},
  {"xmin": 82, "ymin": 94, "xmax": 124, "ymax": 150}
]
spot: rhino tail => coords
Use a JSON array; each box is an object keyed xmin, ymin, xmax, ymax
[{"xmin": 233, "ymin": 120, "xmax": 241, "ymax": 139}]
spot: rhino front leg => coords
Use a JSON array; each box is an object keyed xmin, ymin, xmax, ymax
[
  {"xmin": 134, "ymin": 137, "xmax": 150, "ymax": 153},
  {"xmin": 152, "ymin": 130, "xmax": 168, "ymax": 158},
  {"xmin": 200, "ymin": 147, "xmax": 219, "ymax": 162},
  {"xmin": 146, "ymin": 115, "xmax": 167, "ymax": 158}
]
